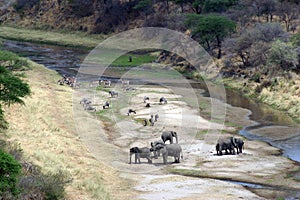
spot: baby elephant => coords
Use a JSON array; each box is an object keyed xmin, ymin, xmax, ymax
[{"xmin": 129, "ymin": 147, "xmax": 152, "ymax": 164}]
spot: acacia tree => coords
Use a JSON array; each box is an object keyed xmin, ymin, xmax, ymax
[
  {"xmin": 186, "ymin": 14, "xmax": 236, "ymax": 58},
  {"xmin": 0, "ymin": 52, "xmax": 31, "ymax": 129}
]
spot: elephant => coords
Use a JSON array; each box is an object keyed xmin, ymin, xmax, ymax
[
  {"xmin": 159, "ymin": 97, "xmax": 167, "ymax": 104},
  {"xmin": 233, "ymin": 137, "xmax": 244, "ymax": 154},
  {"xmin": 150, "ymin": 140, "xmax": 165, "ymax": 158},
  {"xmin": 129, "ymin": 147, "xmax": 152, "ymax": 164},
  {"xmin": 109, "ymin": 91, "xmax": 118, "ymax": 98},
  {"xmin": 153, "ymin": 143, "xmax": 182, "ymax": 164},
  {"xmin": 161, "ymin": 131, "xmax": 178, "ymax": 144},
  {"xmin": 216, "ymin": 137, "xmax": 236, "ymax": 155}
]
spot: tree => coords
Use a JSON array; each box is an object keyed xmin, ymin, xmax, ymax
[
  {"xmin": 223, "ymin": 23, "xmax": 286, "ymax": 68},
  {"xmin": 133, "ymin": 0, "xmax": 153, "ymax": 18},
  {"xmin": 268, "ymin": 40, "xmax": 298, "ymax": 71},
  {"xmin": 185, "ymin": 14, "xmax": 236, "ymax": 58},
  {"xmin": 0, "ymin": 52, "xmax": 31, "ymax": 129},
  {"xmin": 203, "ymin": 0, "xmax": 238, "ymax": 13},
  {"xmin": 0, "ymin": 66, "xmax": 30, "ymax": 106},
  {"xmin": 0, "ymin": 148, "xmax": 21, "ymax": 196},
  {"xmin": 276, "ymin": 1, "xmax": 299, "ymax": 31}
]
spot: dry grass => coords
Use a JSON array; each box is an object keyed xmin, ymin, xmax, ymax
[
  {"xmin": 1, "ymin": 61, "xmax": 132, "ymax": 200},
  {"xmin": 0, "ymin": 26, "xmax": 105, "ymax": 49}
]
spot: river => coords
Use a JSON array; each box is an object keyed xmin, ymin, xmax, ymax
[{"xmin": 2, "ymin": 39, "xmax": 300, "ymax": 163}]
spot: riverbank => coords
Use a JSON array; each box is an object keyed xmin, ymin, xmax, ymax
[
  {"xmin": 0, "ymin": 26, "xmax": 105, "ymax": 49},
  {"xmin": 222, "ymin": 75, "xmax": 300, "ymax": 123},
  {"xmin": 73, "ymin": 71, "xmax": 300, "ymax": 199},
  {"xmin": 1, "ymin": 61, "xmax": 134, "ymax": 200}
]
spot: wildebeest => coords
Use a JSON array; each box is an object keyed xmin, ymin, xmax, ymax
[
  {"xmin": 103, "ymin": 101, "xmax": 110, "ymax": 109},
  {"xmin": 159, "ymin": 97, "xmax": 167, "ymax": 104},
  {"xmin": 109, "ymin": 91, "xmax": 118, "ymax": 98},
  {"xmin": 143, "ymin": 96, "xmax": 150, "ymax": 103},
  {"xmin": 99, "ymin": 79, "xmax": 111, "ymax": 87},
  {"xmin": 127, "ymin": 109, "xmax": 136, "ymax": 116}
]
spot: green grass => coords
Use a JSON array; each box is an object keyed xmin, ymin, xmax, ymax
[
  {"xmin": 0, "ymin": 26, "xmax": 105, "ymax": 49},
  {"xmin": 112, "ymin": 53, "xmax": 156, "ymax": 67},
  {"xmin": 168, "ymin": 168, "xmax": 208, "ymax": 178}
]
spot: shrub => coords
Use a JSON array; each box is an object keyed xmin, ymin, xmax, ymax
[{"xmin": 0, "ymin": 148, "xmax": 22, "ymax": 196}]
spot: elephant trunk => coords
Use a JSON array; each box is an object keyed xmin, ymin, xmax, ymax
[{"xmin": 175, "ymin": 135, "xmax": 178, "ymax": 143}]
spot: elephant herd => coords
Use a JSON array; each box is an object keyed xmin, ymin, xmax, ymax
[
  {"xmin": 216, "ymin": 136, "xmax": 244, "ymax": 155},
  {"xmin": 129, "ymin": 131, "xmax": 183, "ymax": 165}
]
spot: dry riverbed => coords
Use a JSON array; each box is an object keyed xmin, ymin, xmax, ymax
[{"xmin": 74, "ymin": 82, "xmax": 300, "ymax": 200}]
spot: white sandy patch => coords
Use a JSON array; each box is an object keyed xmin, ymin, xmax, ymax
[{"xmin": 135, "ymin": 175, "xmax": 263, "ymax": 200}]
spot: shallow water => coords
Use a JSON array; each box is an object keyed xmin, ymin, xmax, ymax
[{"xmin": 2, "ymin": 39, "xmax": 300, "ymax": 163}]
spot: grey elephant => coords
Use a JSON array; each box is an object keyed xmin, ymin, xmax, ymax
[
  {"xmin": 233, "ymin": 137, "xmax": 244, "ymax": 154},
  {"xmin": 129, "ymin": 147, "xmax": 152, "ymax": 164},
  {"xmin": 153, "ymin": 143, "xmax": 182, "ymax": 164},
  {"xmin": 150, "ymin": 140, "xmax": 165, "ymax": 158},
  {"xmin": 216, "ymin": 137, "xmax": 236, "ymax": 155},
  {"xmin": 161, "ymin": 131, "xmax": 178, "ymax": 144}
]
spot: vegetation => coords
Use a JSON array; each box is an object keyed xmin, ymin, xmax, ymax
[
  {"xmin": 0, "ymin": 51, "xmax": 31, "ymax": 129},
  {"xmin": 0, "ymin": 26, "xmax": 104, "ymax": 49},
  {"xmin": 185, "ymin": 13, "xmax": 236, "ymax": 58},
  {"xmin": 0, "ymin": 148, "xmax": 21, "ymax": 196}
]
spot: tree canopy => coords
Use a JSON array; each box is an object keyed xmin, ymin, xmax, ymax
[
  {"xmin": 0, "ymin": 52, "xmax": 31, "ymax": 129},
  {"xmin": 186, "ymin": 14, "xmax": 236, "ymax": 58}
]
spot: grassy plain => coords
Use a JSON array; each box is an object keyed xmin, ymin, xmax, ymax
[{"xmin": 1, "ymin": 61, "xmax": 132, "ymax": 200}]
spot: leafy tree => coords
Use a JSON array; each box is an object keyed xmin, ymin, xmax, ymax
[
  {"xmin": 223, "ymin": 23, "xmax": 286, "ymax": 68},
  {"xmin": 0, "ymin": 52, "xmax": 31, "ymax": 129},
  {"xmin": 0, "ymin": 148, "xmax": 21, "ymax": 196},
  {"xmin": 203, "ymin": 0, "xmax": 237, "ymax": 13},
  {"xmin": 268, "ymin": 40, "xmax": 298, "ymax": 70},
  {"xmin": 191, "ymin": 0, "xmax": 206, "ymax": 14},
  {"xmin": 133, "ymin": 0, "xmax": 153, "ymax": 18},
  {"xmin": 186, "ymin": 14, "xmax": 236, "ymax": 58},
  {"xmin": 0, "ymin": 66, "xmax": 30, "ymax": 106},
  {"xmin": 291, "ymin": 31, "xmax": 300, "ymax": 46}
]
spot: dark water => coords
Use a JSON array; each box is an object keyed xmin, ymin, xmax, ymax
[
  {"xmin": 1, "ymin": 40, "xmax": 85, "ymax": 76},
  {"xmin": 2, "ymin": 40, "xmax": 300, "ymax": 163}
]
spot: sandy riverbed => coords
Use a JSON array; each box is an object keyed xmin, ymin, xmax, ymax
[{"xmin": 73, "ymin": 84, "xmax": 300, "ymax": 200}]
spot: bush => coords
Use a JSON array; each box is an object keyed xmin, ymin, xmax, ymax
[
  {"xmin": 0, "ymin": 141, "xmax": 69, "ymax": 200},
  {"xmin": 0, "ymin": 148, "xmax": 22, "ymax": 196},
  {"xmin": 0, "ymin": 51, "xmax": 30, "ymax": 71}
]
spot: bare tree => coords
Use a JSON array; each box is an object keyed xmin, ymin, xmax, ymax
[{"xmin": 276, "ymin": 1, "xmax": 299, "ymax": 32}]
